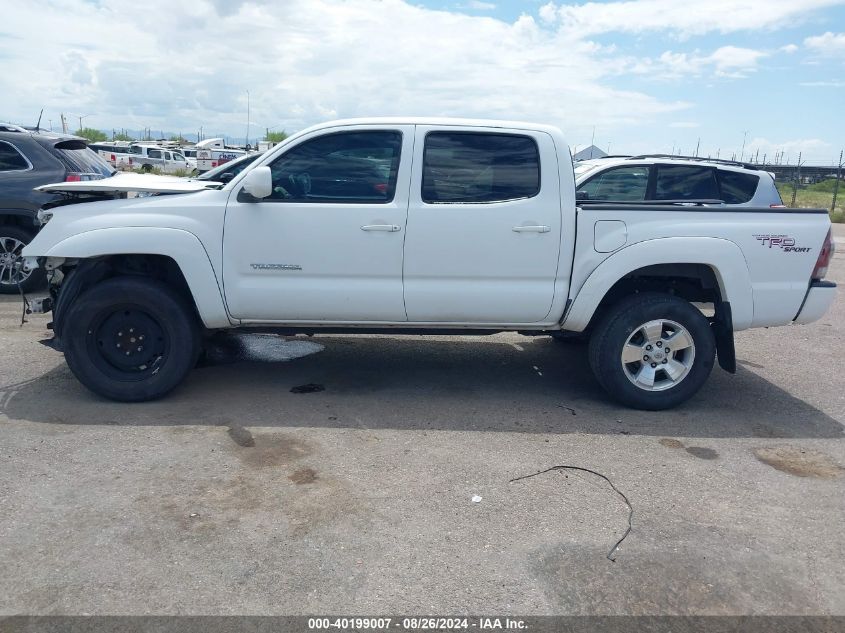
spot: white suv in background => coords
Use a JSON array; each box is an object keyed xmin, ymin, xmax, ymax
[
  {"xmin": 574, "ymin": 155, "xmax": 784, "ymax": 207},
  {"xmin": 128, "ymin": 144, "xmax": 192, "ymax": 174}
]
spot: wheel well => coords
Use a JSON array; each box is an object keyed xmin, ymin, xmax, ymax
[
  {"xmin": 587, "ymin": 263, "xmax": 724, "ymax": 331},
  {"xmin": 54, "ymin": 255, "xmax": 201, "ymax": 338}
]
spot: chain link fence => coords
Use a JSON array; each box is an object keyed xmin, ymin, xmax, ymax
[{"xmin": 769, "ymin": 151, "xmax": 843, "ymax": 222}]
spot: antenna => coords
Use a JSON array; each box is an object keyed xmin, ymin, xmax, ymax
[{"xmin": 35, "ymin": 108, "xmax": 44, "ymax": 131}]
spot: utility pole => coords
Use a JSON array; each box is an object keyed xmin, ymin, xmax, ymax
[
  {"xmin": 740, "ymin": 130, "xmax": 748, "ymax": 162},
  {"xmin": 590, "ymin": 126, "xmax": 595, "ymax": 158},
  {"xmin": 694, "ymin": 137, "xmax": 700, "ymax": 157},
  {"xmin": 245, "ymin": 90, "xmax": 250, "ymax": 149},
  {"xmin": 60, "ymin": 113, "xmax": 68, "ymax": 134},
  {"xmin": 754, "ymin": 148, "xmax": 759, "ymax": 164},
  {"xmin": 832, "ymin": 149, "xmax": 843, "ymax": 213},
  {"xmin": 791, "ymin": 152, "xmax": 802, "ymax": 207}
]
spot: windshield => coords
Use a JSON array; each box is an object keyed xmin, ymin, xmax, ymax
[
  {"xmin": 198, "ymin": 152, "xmax": 262, "ymax": 181},
  {"xmin": 574, "ymin": 163, "xmax": 600, "ymax": 178}
]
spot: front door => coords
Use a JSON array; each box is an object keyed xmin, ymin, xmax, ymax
[
  {"xmin": 402, "ymin": 127, "xmax": 562, "ymax": 323},
  {"xmin": 222, "ymin": 126, "xmax": 413, "ymax": 322}
]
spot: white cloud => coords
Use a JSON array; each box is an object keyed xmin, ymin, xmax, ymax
[
  {"xmin": 456, "ymin": 0, "xmax": 497, "ymax": 10},
  {"xmin": 708, "ymin": 46, "xmax": 768, "ymax": 76},
  {"xmin": 780, "ymin": 44, "xmax": 799, "ymax": 53},
  {"xmin": 804, "ymin": 31, "xmax": 845, "ymax": 56},
  {"xmin": 624, "ymin": 46, "xmax": 767, "ymax": 79},
  {"xmin": 799, "ymin": 80, "xmax": 845, "ymax": 87},
  {"xmin": 542, "ymin": 0, "xmax": 845, "ymax": 38},
  {"xmin": 0, "ymin": 0, "xmax": 690, "ymax": 139}
]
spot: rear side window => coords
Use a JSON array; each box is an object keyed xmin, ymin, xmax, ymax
[
  {"xmin": 577, "ymin": 166, "xmax": 649, "ymax": 201},
  {"xmin": 717, "ymin": 169, "xmax": 759, "ymax": 204},
  {"xmin": 148, "ymin": 149, "xmax": 162, "ymax": 159},
  {"xmin": 422, "ymin": 132, "xmax": 539, "ymax": 203},
  {"xmin": 0, "ymin": 141, "xmax": 30, "ymax": 171},
  {"xmin": 51, "ymin": 141, "xmax": 113, "ymax": 177},
  {"xmin": 655, "ymin": 165, "xmax": 719, "ymax": 200}
]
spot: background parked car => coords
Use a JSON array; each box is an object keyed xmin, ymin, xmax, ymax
[
  {"xmin": 574, "ymin": 155, "xmax": 784, "ymax": 207},
  {"xmin": 0, "ymin": 125, "xmax": 115, "ymax": 292},
  {"xmin": 88, "ymin": 141, "xmax": 135, "ymax": 169},
  {"xmin": 196, "ymin": 151, "xmax": 263, "ymax": 182},
  {"xmin": 128, "ymin": 144, "xmax": 192, "ymax": 174}
]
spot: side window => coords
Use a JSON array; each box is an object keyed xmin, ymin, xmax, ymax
[
  {"xmin": 148, "ymin": 149, "xmax": 162, "ymax": 159},
  {"xmin": 164, "ymin": 151, "xmax": 172, "ymax": 160},
  {"xmin": 422, "ymin": 132, "xmax": 539, "ymax": 203},
  {"xmin": 0, "ymin": 141, "xmax": 30, "ymax": 171},
  {"xmin": 717, "ymin": 169, "xmax": 759, "ymax": 204},
  {"xmin": 267, "ymin": 130, "xmax": 402, "ymax": 203},
  {"xmin": 654, "ymin": 165, "xmax": 718, "ymax": 200},
  {"xmin": 577, "ymin": 166, "xmax": 649, "ymax": 201}
]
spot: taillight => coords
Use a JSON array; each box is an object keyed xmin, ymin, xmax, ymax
[
  {"xmin": 812, "ymin": 228, "xmax": 835, "ymax": 280},
  {"xmin": 65, "ymin": 173, "xmax": 82, "ymax": 182},
  {"xmin": 211, "ymin": 161, "xmax": 218, "ymax": 168},
  {"xmin": 374, "ymin": 183, "xmax": 388, "ymax": 194}
]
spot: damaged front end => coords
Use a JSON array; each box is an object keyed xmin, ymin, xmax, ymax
[{"xmin": 21, "ymin": 255, "xmax": 96, "ymax": 352}]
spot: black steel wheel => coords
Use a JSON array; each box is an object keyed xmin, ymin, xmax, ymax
[{"xmin": 63, "ymin": 276, "xmax": 200, "ymax": 401}]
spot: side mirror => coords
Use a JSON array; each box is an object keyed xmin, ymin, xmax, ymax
[
  {"xmin": 575, "ymin": 190, "xmax": 589, "ymax": 201},
  {"xmin": 240, "ymin": 166, "xmax": 272, "ymax": 199},
  {"xmin": 218, "ymin": 172, "xmax": 235, "ymax": 183}
]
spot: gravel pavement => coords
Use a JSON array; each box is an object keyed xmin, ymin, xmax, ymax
[{"xmin": 0, "ymin": 237, "xmax": 843, "ymax": 616}]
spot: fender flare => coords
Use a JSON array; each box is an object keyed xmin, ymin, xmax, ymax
[
  {"xmin": 562, "ymin": 237, "xmax": 753, "ymax": 332},
  {"xmin": 43, "ymin": 227, "xmax": 232, "ymax": 328}
]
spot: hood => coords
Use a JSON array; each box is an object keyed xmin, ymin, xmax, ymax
[{"xmin": 35, "ymin": 172, "xmax": 222, "ymax": 195}]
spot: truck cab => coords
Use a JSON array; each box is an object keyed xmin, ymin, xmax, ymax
[{"xmin": 22, "ymin": 118, "xmax": 837, "ymax": 409}]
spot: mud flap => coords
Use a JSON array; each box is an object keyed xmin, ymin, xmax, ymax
[{"xmin": 711, "ymin": 300, "xmax": 736, "ymax": 373}]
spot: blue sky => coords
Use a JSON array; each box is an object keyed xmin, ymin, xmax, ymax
[{"xmin": 2, "ymin": 0, "xmax": 844, "ymax": 163}]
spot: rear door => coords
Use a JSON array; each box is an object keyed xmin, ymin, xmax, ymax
[{"xmin": 403, "ymin": 127, "xmax": 561, "ymax": 323}]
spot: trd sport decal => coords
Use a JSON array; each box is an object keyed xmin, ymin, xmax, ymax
[{"xmin": 753, "ymin": 234, "xmax": 812, "ymax": 253}]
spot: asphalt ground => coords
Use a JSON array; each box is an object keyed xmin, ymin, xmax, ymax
[{"xmin": 0, "ymin": 225, "xmax": 843, "ymax": 616}]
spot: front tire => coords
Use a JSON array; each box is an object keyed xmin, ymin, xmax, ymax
[
  {"xmin": 63, "ymin": 277, "xmax": 200, "ymax": 401},
  {"xmin": 588, "ymin": 293, "xmax": 715, "ymax": 410}
]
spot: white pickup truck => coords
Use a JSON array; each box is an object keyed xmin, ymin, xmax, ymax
[{"xmin": 22, "ymin": 118, "xmax": 837, "ymax": 409}]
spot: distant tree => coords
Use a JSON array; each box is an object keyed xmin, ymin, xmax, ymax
[
  {"xmin": 266, "ymin": 130, "xmax": 288, "ymax": 144},
  {"xmin": 169, "ymin": 134, "xmax": 188, "ymax": 143},
  {"xmin": 113, "ymin": 132, "xmax": 134, "ymax": 141},
  {"xmin": 75, "ymin": 127, "xmax": 107, "ymax": 142}
]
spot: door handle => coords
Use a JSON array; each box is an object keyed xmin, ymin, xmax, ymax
[
  {"xmin": 512, "ymin": 225, "xmax": 550, "ymax": 233},
  {"xmin": 361, "ymin": 224, "xmax": 401, "ymax": 232}
]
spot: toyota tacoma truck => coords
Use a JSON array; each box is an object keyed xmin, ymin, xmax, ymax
[{"xmin": 20, "ymin": 118, "xmax": 837, "ymax": 409}]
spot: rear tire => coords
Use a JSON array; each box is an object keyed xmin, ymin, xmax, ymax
[
  {"xmin": 63, "ymin": 276, "xmax": 200, "ymax": 401},
  {"xmin": 588, "ymin": 292, "xmax": 715, "ymax": 410},
  {"xmin": 0, "ymin": 225, "xmax": 46, "ymax": 294}
]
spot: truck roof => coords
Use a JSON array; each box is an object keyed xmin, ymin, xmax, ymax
[{"xmin": 298, "ymin": 117, "xmax": 565, "ymax": 136}]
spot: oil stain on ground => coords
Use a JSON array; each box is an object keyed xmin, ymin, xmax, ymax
[
  {"xmin": 754, "ymin": 446, "xmax": 843, "ymax": 478},
  {"xmin": 659, "ymin": 438, "xmax": 719, "ymax": 460},
  {"xmin": 227, "ymin": 424, "xmax": 255, "ymax": 447},
  {"xmin": 289, "ymin": 467, "xmax": 318, "ymax": 484}
]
